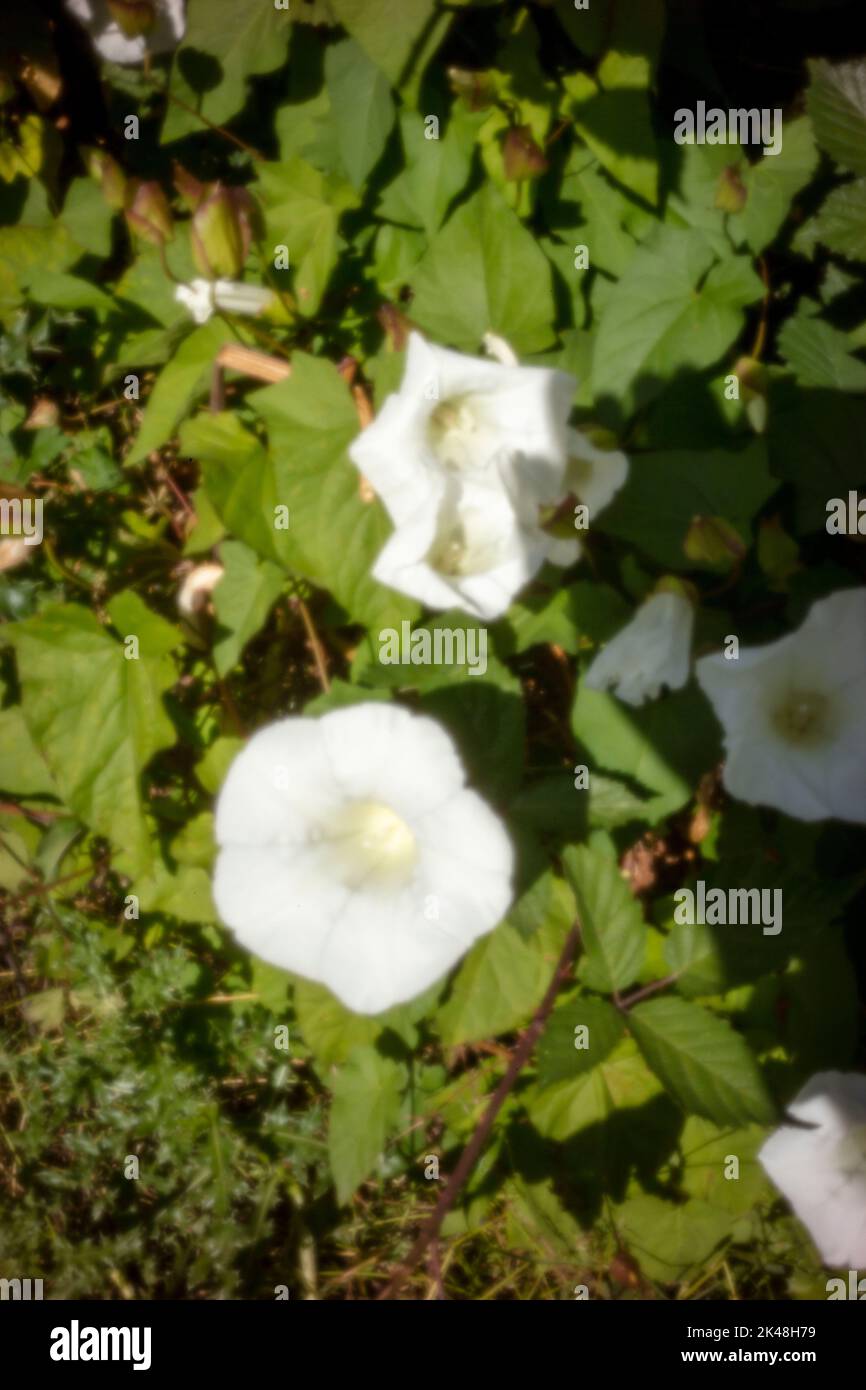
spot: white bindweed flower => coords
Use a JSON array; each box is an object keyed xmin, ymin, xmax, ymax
[
  {"xmin": 584, "ymin": 589, "xmax": 695, "ymax": 706},
  {"xmin": 371, "ymin": 471, "xmax": 553, "ymax": 621},
  {"xmin": 177, "ymin": 561, "xmax": 224, "ymax": 617},
  {"xmin": 759, "ymin": 1071, "xmax": 866, "ymax": 1267},
  {"xmin": 349, "ymin": 332, "xmax": 577, "ymax": 526},
  {"xmin": 174, "ymin": 278, "xmax": 275, "ymax": 325},
  {"xmin": 213, "ymin": 703, "xmax": 514, "ymax": 1015},
  {"xmin": 65, "ymin": 0, "xmax": 185, "ymax": 65},
  {"xmin": 696, "ymin": 588, "xmax": 866, "ymax": 823},
  {"xmin": 564, "ymin": 426, "xmax": 629, "ymax": 518}
]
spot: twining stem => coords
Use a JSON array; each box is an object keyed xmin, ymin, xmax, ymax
[
  {"xmin": 378, "ymin": 921, "xmax": 582, "ymax": 1300},
  {"xmin": 295, "ymin": 597, "xmax": 331, "ymax": 694}
]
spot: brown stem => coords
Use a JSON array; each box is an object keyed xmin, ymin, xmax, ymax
[
  {"xmin": 617, "ymin": 972, "xmax": 679, "ymax": 1012},
  {"xmin": 162, "ymin": 89, "xmax": 265, "ymax": 162},
  {"xmin": 377, "ymin": 921, "xmax": 581, "ymax": 1300},
  {"xmin": 295, "ymin": 597, "xmax": 331, "ymax": 694}
]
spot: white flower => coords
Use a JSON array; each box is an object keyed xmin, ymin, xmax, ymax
[
  {"xmin": 759, "ymin": 1071, "xmax": 866, "ymax": 1267},
  {"xmin": 65, "ymin": 0, "xmax": 185, "ymax": 65},
  {"xmin": 584, "ymin": 589, "xmax": 694, "ymax": 706},
  {"xmin": 174, "ymin": 278, "xmax": 275, "ymax": 326},
  {"xmin": 177, "ymin": 562, "xmax": 224, "ymax": 617},
  {"xmin": 349, "ymin": 332, "xmax": 576, "ymax": 527},
  {"xmin": 371, "ymin": 470, "xmax": 558, "ymax": 621},
  {"xmin": 213, "ymin": 703, "xmax": 514, "ymax": 1015},
  {"xmin": 696, "ymin": 588, "xmax": 866, "ymax": 823},
  {"xmin": 564, "ymin": 426, "xmax": 629, "ymax": 518}
]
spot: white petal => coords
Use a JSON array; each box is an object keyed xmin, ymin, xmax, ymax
[
  {"xmin": 564, "ymin": 426, "xmax": 629, "ymax": 517},
  {"xmin": 584, "ymin": 591, "xmax": 694, "ymax": 706},
  {"xmin": 214, "ymin": 718, "xmax": 343, "ymax": 847},
  {"xmin": 317, "ymin": 703, "xmax": 466, "ymax": 817}
]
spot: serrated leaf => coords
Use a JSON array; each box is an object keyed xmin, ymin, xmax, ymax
[
  {"xmin": 563, "ymin": 844, "xmax": 645, "ymax": 993},
  {"xmin": 536, "ymin": 996, "xmax": 624, "ymax": 1090},
  {"xmin": 627, "ymin": 996, "xmax": 776, "ymax": 1126},
  {"xmin": 778, "ymin": 313, "xmax": 866, "ymax": 390},
  {"xmin": 528, "ymin": 1037, "xmax": 661, "ymax": 1141},
  {"xmin": 734, "ymin": 117, "xmax": 818, "ymax": 253},
  {"xmin": 809, "ymin": 178, "xmax": 866, "ymax": 261},
  {"xmin": 807, "ymin": 57, "xmax": 866, "ymax": 176}
]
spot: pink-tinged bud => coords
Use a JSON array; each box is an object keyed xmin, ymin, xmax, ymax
[
  {"xmin": 124, "ymin": 180, "xmax": 174, "ymax": 247},
  {"xmin": 173, "ymin": 161, "xmax": 206, "ymax": 212},
  {"xmin": 683, "ymin": 515, "xmax": 747, "ymax": 571},
  {"xmin": 106, "ymin": 0, "xmax": 157, "ymax": 39},
  {"xmin": 503, "ymin": 125, "xmax": 548, "ymax": 181},
  {"xmin": 190, "ymin": 184, "xmax": 255, "ymax": 280},
  {"xmin": 85, "ymin": 147, "xmax": 128, "ymax": 210}
]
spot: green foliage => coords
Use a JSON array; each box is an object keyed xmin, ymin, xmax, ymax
[{"xmin": 0, "ymin": 0, "xmax": 863, "ymax": 1304}]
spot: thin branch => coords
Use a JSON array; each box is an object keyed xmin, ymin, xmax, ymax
[
  {"xmin": 295, "ymin": 597, "xmax": 331, "ymax": 693},
  {"xmin": 377, "ymin": 921, "xmax": 581, "ymax": 1300},
  {"xmin": 617, "ymin": 972, "xmax": 679, "ymax": 1012}
]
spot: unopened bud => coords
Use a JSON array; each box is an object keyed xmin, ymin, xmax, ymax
[
  {"xmin": 85, "ymin": 147, "xmax": 127, "ymax": 210},
  {"xmin": 124, "ymin": 180, "xmax": 174, "ymax": 246},
  {"xmin": 503, "ymin": 125, "xmax": 548, "ymax": 181},
  {"xmin": 683, "ymin": 516, "xmax": 747, "ymax": 571},
  {"xmin": 190, "ymin": 184, "xmax": 255, "ymax": 280}
]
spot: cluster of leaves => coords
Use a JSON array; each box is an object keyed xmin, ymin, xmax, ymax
[{"xmin": 1, "ymin": 0, "xmax": 866, "ymax": 1297}]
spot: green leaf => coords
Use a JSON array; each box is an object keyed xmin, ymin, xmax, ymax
[
  {"xmin": 571, "ymin": 682, "xmax": 722, "ymax": 825},
  {"xmin": 591, "ymin": 228, "xmax": 763, "ymax": 410},
  {"xmin": 409, "ymin": 185, "xmax": 556, "ymax": 355},
  {"xmin": 377, "ymin": 109, "xmax": 480, "ymax": 237},
  {"xmin": 678, "ymin": 1115, "xmax": 769, "ymax": 1215},
  {"xmin": 0, "ymin": 705, "xmax": 58, "ymax": 798},
  {"xmin": 324, "ymin": 38, "xmax": 394, "ymax": 189},
  {"xmin": 255, "ymin": 157, "xmax": 358, "ymax": 316},
  {"xmin": 809, "ymin": 178, "xmax": 866, "ymax": 261},
  {"xmin": 565, "ymin": 54, "xmax": 658, "ymax": 206},
  {"xmin": 778, "ymin": 313, "xmax": 866, "ymax": 390},
  {"xmin": 328, "ymin": 0, "xmax": 438, "ymax": 87},
  {"xmin": 734, "ymin": 117, "xmax": 818, "ymax": 253},
  {"xmin": 127, "ymin": 321, "xmax": 233, "ymax": 466},
  {"xmin": 436, "ymin": 878, "xmax": 573, "ymax": 1046},
  {"xmin": 419, "ymin": 675, "xmax": 525, "ymax": 801},
  {"xmin": 247, "ymin": 354, "xmax": 419, "ymax": 628},
  {"xmin": 60, "ymin": 178, "xmax": 114, "ymax": 258},
  {"xmin": 627, "ymin": 996, "xmax": 776, "ymax": 1126},
  {"xmin": 535, "ymin": 995, "xmax": 625, "ymax": 1089},
  {"xmin": 807, "ymin": 57, "xmax": 866, "ymax": 175},
  {"xmin": 7, "ymin": 604, "xmax": 177, "ymax": 877},
  {"xmin": 596, "ymin": 438, "xmax": 776, "ymax": 568},
  {"xmin": 614, "ymin": 1192, "xmax": 734, "ymax": 1283},
  {"xmin": 563, "ymin": 844, "xmax": 645, "ymax": 993},
  {"xmin": 161, "ymin": 0, "xmax": 292, "ymax": 143},
  {"xmin": 328, "ymin": 1045, "xmax": 404, "ymax": 1203},
  {"xmin": 212, "ymin": 540, "xmax": 284, "ymax": 677},
  {"xmin": 766, "ymin": 382, "xmax": 866, "ymax": 532},
  {"xmin": 528, "ymin": 1037, "xmax": 662, "ymax": 1141}
]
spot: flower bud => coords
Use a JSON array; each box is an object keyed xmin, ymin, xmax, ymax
[
  {"xmin": 190, "ymin": 184, "xmax": 254, "ymax": 281},
  {"xmin": 173, "ymin": 161, "xmax": 206, "ymax": 212},
  {"xmin": 447, "ymin": 66, "xmax": 497, "ymax": 111},
  {"xmin": 106, "ymin": 1, "xmax": 157, "ymax": 39},
  {"xmin": 503, "ymin": 125, "xmax": 548, "ymax": 181},
  {"xmin": 683, "ymin": 515, "xmax": 747, "ymax": 571},
  {"xmin": 124, "ymin": 179, "xmax": 174, "ymax": 246},
  {"xmin": 85, "ymin": 147, "xmax": 128, "ymax": 210}
]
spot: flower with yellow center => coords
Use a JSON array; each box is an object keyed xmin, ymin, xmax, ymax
[
  {"xmin": 213, "ymin": 703, "xmax": 514, "ymax": 1014},
  {"xmin": 696, "ymin": 588, "xmax": 866, "ymax": 823}
]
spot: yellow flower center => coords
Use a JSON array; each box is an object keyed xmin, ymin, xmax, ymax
[
  {"xmin": 427, "ymin": 396, "xmax": 480, "ymax": 470},
  {"xmin": 317, "ymin": 799, "xmax": 417, "ymax": 891},
  {"xmin": 771, "ymin": 690, "xmax": 831, "ymax": 746}
]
